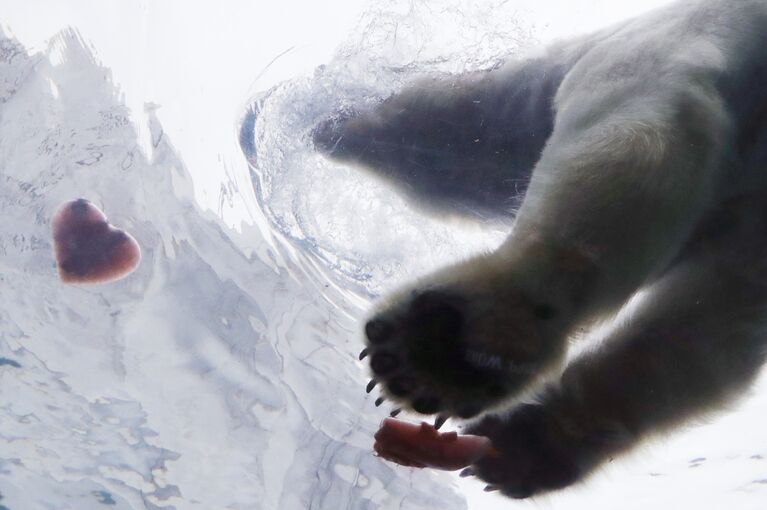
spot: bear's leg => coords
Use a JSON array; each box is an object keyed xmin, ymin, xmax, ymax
[
  {"xmin": 313, "ymin": 56, "xmax": 567, "ymax": 218},
  {"xmin": 362, "ymin": 75, "xmax": 731, "ymax": 419},
  {"xmin": 465, "ymin": 194, "xmax": 767, "ymax": 497}
]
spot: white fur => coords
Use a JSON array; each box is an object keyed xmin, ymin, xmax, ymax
[{"xmin": 320, "ymin": 0, "xmax": 767, "ymax": 497}]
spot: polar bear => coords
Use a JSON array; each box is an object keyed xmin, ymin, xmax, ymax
[{"xmin": 313, "ymin": 0, "xmax": 767, "ymax": 499}]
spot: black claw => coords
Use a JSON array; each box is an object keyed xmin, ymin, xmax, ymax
[
  {"xmin": 359, "ymin": 348, "xmax": 370, "ymax": 360},
  {"xmin": 459, "ymin": 467, "xmax": 475, "ymax": 478},
  {"xmin": 375, "ymin": 397, "xmax": 385, "ymax": 407},
  {"xmin": 366, "ymin": 379, "xmax": 378, "ymax": 393},
  {"xmin": 434, "ymin": 414, "xmax": 448, "ymax": 430},
  {"xmin": 390, "ymin": 408, "xmax": 402, "ymax": 417},
  {"xmin": 484, "ymin": 485, "xmax": 499, "ymax": 493},
  {"xmin": 365, "ymin": 319, "xmax": 392, "ymax": 345},
  {"xmin": 370, "ymin": 352, "xmax": 398, "ymax": 376}
]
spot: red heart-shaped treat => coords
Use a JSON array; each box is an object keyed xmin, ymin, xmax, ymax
[{"xmin": 52, "ymin": 199, "xmax": 141, "ymax": 284}]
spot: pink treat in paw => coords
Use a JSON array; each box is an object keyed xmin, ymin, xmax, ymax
[
  {"xmin": 52, "ymin": 199, "xmax": 141, "ymax": 284},
  {"xmin": 374, "ymin": 417, "xmax": 495, "ymax": 471}
]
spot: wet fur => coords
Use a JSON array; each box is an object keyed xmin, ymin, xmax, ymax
[{"xmin": 315, "ymin": 0, "xmax": 767, "ymax": 498}]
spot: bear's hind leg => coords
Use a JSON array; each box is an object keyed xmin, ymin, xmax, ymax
[{"xmin": 465, "ymin": 193, "xmax": 767, "ymax": 498}]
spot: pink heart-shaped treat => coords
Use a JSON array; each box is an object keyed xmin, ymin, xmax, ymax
[
  {"xmin": 374, "ymin": 417, "xmax": 496, "ymax": 471},
  {"xmin": 52, "ymin": 199, "xmax": 141, "ymax": 284}
]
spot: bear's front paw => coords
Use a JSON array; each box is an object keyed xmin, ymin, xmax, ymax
[
  {"xmin": 463, "ymin": 404, "xmax": 584, "ymax": 498},
  {"xmin": 463, "ymin": 396, "xmax": 635, "ymax": 498},
  {"xmin": 361, "ymin": 275, "xmax": 570, "ymax": 422}
]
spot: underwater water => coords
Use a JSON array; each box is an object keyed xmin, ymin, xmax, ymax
[
  {"xmin": 0, "ymin": 24, "xmax": 466, "ymax": 509},
  {"xmin": 2, "ymin": 1, "xmax": 767, "ymax": 509}
]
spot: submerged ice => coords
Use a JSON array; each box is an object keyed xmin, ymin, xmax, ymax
[{"xmin": 0, "ymin": 28, "xmax": 464, "ymax": 509}]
